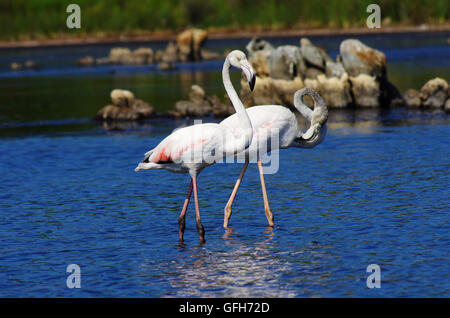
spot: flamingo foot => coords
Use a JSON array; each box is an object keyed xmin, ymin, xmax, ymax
[
  {"xmin": 265, "ymin": 209, "xmax": 275, "ymax": 227},
  {"xmin": 196, "ymin": 222, "xmax": 205, "ymax": 244},
  {"xmin": 223, "ymin": 205, "xmax": 232, "ymax": 228},
  {"xmin": 178, "ymin": 216, "xmax": 186, "ymax": 243}
]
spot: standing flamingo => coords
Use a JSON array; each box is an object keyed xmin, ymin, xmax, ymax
[
  {"xmin": 135, "ymin": 50, "xmax": 256, "ymax": 244},
  {"xmin": 220, "ymin": 87, "xmax": 328, "ymax": 228}
]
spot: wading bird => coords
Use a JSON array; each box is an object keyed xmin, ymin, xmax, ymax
[
  {"xmin": 135, "ymin": 50, "xmax": 256, "ymax": 244},
  {"xmin": 220, "ymin": 87, "xmax": 328, "ymax": 228}
]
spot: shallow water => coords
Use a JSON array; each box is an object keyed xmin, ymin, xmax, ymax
[
  {"xmin": 0, "ymin": 110, "xmax": 449, "ymax": 297},
  {"xmin": 0, "ymin": 32, "xmax": 449, "ymax": 297}
]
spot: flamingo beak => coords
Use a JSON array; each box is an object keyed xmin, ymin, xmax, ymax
[
  {"xmin": 249, "ymin": 74, "xmax": 256, "ymax": 91},
  {"xmin": 241, "ymin": 60, "xmax": 256, "ymax": 91}
]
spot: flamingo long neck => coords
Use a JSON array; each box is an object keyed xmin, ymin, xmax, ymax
[
  {"xmin": 291, "ymin": 88, "xmax": 328, "ymax": 149},
  {"xmin": 222, "ymin": 57, "xmax": 253, "ymax": 155}
]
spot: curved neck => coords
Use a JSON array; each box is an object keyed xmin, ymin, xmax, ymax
[
  {"xmin": 222, "ymin": 58, "xmax": 245, "ymax": 113},
  {"xmin": 221, "ymin": 57, "xmax": 253, "ymax": 155},
  {"xmin": 291, "ymin": 88, "xmax": 328, "ymax": 149}
]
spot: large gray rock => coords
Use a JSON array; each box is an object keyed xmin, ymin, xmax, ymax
[
  {"xmin": 269, "ymin": 45, "xmax": 305, "ymax": 80},
  {"xmin": 340, "ymin": 39, "xmax": 386, "ymax": 78},
  {"xmin": 420, "ymin": 77, "xmax": 448, "ymax": 108},
  {"xmin": 246, "ymin": 37, "xmax": 274, "ymax": 77},
  {"xmin": 325, "ymin": 61, "xmax": 346, "ymax": 78},
  {"xmin": 300, "ymin": 38, "xmax": 332, "ymax": 70},
  {"xmin": 246, "ymin": 37, "xmax": 274, "ymax": 55}
]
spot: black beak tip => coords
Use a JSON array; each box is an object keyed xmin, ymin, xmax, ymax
[{"xmin": 249, "ymin": 76, "xmax": 256, "ymax": 91}]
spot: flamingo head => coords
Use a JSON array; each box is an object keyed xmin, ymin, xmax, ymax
[
  {"xmin": 293, "ymin": 88, "xmax": 328, "ymax": 149},
  {"xmin": 228, "ymin": 50, "xmax": 256, "ymax": 91}
]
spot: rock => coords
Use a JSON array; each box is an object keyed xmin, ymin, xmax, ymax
[
  {"xmin": 109, "ymin": 48, "xmax": 132, "ymax": 64},
  {"xmin": 162, "ymin": 42, "xmax": 178, "ymax": 63},
  {"xmin": 157, "ymin": 61, "xmax": 176, "ymax": 71},
  {"xmin": 131, "ymin": 99, "xmax": 155, "ymax": 118},
  {"xmin": 349, "ymin": 74, "xmax": 380, "ymax": 107},
  {"xmin": 96, "ymin": 57, "xmax": 110, "ymax": 65},
  {"xmin": 445, "ymin": 99, "xmax": 450, "ymax": 113},
  {"xmin": 10, "ymin": 62, "xmax": 22, "ymax": 70},
  {"xmin": 404, "ymin": 89, "xmax": 422, "ymax": 108},
  {"xmin": 174, "ymin": 100, "xmax": 211, "ymax": 117},
  {"xmin": 340, "ymin": 39, "xmax": 386, "ymax": 78},
  {"xmin": 383, "ymin": 80, "xmax": 404, "ymax": 107},
  {"xmin": 110, "ymin": 89, "xmax": 135, "ymax": 107},
  {"xmin": 269, "ymin": 45, "xmax": 305, "ymax": 80},
  {"xmin": 249, "ymin": 50, "xmax": 271, "ymax": 77},
  {"xmin": 304, "ymin": 67, "xmax": 325, "ymax": 79},
  {"xmin": 173, "ymin": 85, "xmax": 223, "ymax": 117},
  {"xmin": 189, "ymin": 85, "xmax": 206, "ymax": 105},
  {"xmin": 246, "ymin": 37, "xmax": 274, "ymax": 55},
  {"xmin": 420, "ymin": 77, "xmax": 448, "ymax": 108},
  {"xmin": 300, "ymin": 37, "xmax": 329, "ymax": 70},
  {"xmin": 96, "ymin": 89, "xmax": 154, "ymax": 121},
  {"xmin": 77, "ymin": 56, "xmax": 95, "ymax": 66},
  {"xmin": 240, "ymin": 76, "xmax": 304, "ymax": 108},
  {"xmin": 177, "ymin": 28, "xmax": 208, "ymax": 61},
  {"xmin": 304, "ymin": 74, "xmax": 351, "ymax": 108},
  {"xmin": 24, "ymin": 60, "xmax": 37, "ymax": 69},
  {"xmin": 246, "ymin": 37, "xmax": 275, "ymax": 77},
  {"xmin": 325, "ymin": 61, "xmax": 345, "ymax": 78},
  {"xmin": 132, "ymin": 47, "xmax": 154, "ymax": 65}
]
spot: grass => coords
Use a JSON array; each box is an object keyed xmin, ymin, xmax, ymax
[{"xmin": 0, "ymin": 0, "xmax": 449, "ymax": 41}]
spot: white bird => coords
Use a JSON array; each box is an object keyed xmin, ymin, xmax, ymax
[
  {"xmin": 220, "ymin": 87, "xmax": 328, "ymax": 228},
  {"xmin": 135, "ymin": 50, "xmax": 256, "ymax": 244}
]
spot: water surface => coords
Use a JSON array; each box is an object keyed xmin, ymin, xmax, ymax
[{"xmin": 0, "ymin": 32, "xmax": 449, "ymax": 297}]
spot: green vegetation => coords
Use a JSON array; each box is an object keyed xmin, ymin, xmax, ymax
[{"xmin": 0, "ymin": 0, "xmax": 449, "ymax": 41}]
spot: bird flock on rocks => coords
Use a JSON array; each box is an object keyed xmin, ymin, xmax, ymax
[{"xmin": 135, "ymin": 50, "xmax": 328, "ymax": 244}]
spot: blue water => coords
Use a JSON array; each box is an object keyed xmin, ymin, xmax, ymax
[
  {"xmin": 0, "ymin": 111, "xmax": 449, "ymax": 297},
  {"xmin": 0, "ymin": 32, "xmax": 449, "ymax": 297}
]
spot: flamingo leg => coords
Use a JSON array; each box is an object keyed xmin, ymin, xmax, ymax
[
  {"xmin": 257, "ymin": 160, "xmax": 274, "ymax": 227},
  {"xmin": 178, "ymin": 179, "xmax": 193, "ymax": 244},
  {"xmin": 192, "ymin": 175, "xmax": 205, "ymax": 244},
  {"xmin": 223, "ymin": 159, "xmax": 249, "ymax": 228}
]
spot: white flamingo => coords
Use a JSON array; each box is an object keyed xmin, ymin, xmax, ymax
[
  {"xmin": 220, "ymin": 87, "xmax": 328, "ymax": 228},
  {"xmin": 135, "ymin": 50, "xmax": 256, "ymax": 244}
]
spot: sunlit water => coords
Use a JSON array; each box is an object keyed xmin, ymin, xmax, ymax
[{"xmin": 0, "ymin": 33, "xmax": 449, "ymax": 297}]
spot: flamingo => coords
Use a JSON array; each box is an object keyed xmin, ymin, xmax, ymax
[
  {"xmin": 135, "ymin": 50, "xmax": 256, "ymax": 244},
  {"xmin": 220, "ymin": 87, "xmax": 328, "ymax": 228}
]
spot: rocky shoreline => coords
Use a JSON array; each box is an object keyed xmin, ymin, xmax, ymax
[{"xmin": 94, "ymin": 32, "xmax": 449, "ymax": 121}]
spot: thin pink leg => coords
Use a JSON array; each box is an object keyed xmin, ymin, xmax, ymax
[
  {"xmin": 224, "ymin": 160, "xmax": 249, "ymax": 228},
  {"xmin": 192, "ymin": 175, "xmax": 205, "ymax": 244},
  {"xmin": 258, "ymin": 160, "xmax": 274, "ymax": 227},
  {"xmin": 178, "ymin": 180, "xmax": 193, "ymax": 243}
]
